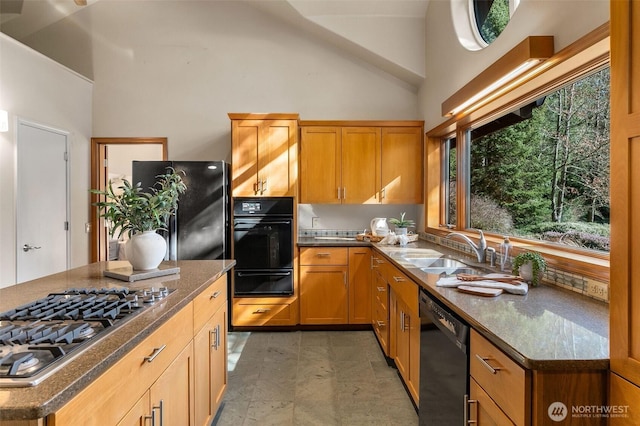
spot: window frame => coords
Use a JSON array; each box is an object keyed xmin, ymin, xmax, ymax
[{"xmin": 425, "ymin": 24, "xmax": 610, "ymax": 282}]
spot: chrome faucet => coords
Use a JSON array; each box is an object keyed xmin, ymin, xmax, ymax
[{"xmin": 445, "ymin": 229, "xmax": 487, "ymax": 263}]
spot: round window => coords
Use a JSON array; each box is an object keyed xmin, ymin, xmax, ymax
[
  {"xmin": 473, "ymin": 0, "xmax": 512, "ymax": 45},
  {"xmin": 451, "ymin": 0, "xmax": 518, "ymax": 51}
]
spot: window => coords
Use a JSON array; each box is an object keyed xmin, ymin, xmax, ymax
[
  {"xmin": 446, "ymin": 67, "xmax": 610, "ymax": 253},
  {"xmin": 473, "ymin": 0, "xmax": 511, "ymax": 45}
]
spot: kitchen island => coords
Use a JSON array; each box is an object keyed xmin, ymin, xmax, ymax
[{"xmin": 0, "ymin": 259, "xmax": 235, "ymax": 424}]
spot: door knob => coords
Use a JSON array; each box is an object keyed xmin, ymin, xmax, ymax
[{"xmin": 22, "ymin": 244, "xmax": 42, "ymax": 252}]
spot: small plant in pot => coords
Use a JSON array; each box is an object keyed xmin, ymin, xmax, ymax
[
  {"xmin": 512, "ymin": 251, "xmax": 547, "ymax": 286},
  {"xmin": 388, "ymin": 212, "xmax": 415, "ymax": 236},
  {"xmin": 91, "ymin": 168, "xmax": 186, "ymax": 271}
]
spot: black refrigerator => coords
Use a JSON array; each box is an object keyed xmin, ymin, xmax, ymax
[{"xmin": 132, "ymin": 160, "xmax": 231, "ymax": 260}]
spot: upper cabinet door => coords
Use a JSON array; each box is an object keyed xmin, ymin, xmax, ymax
[
  {"xmin": 300, "ymin": 126, "xmax": 341, "ymax": 204},
  {"xmin": 230, "ymin": 115, "xmax": 298, "ymax": 197},
  {"xmin": 231, "ymin": 119, "xmax": 261, "ymax": 196},
  {"xmin": 341, "ymin": 127, "xmax": 380, "ymax": 204},
  {"xmin": 380, "ymin": 127, "xmax": 423, "ymax": 204},
  {"xmin": 260, "ymin": 120, "xmax": 298, "ymax": 196}
]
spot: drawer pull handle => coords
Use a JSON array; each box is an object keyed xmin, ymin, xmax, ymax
[
  {"xmin": 145, "ymin": 345, "xmax": 167, "ymax": 363},
  {"xmin": 393, "ymin": 276, "xmax": 406, "ymax": 282},
  {"xmin": 475, "ymin": 354, "xmax": 501, "ymax": 374},
  {"xmin": 253, "ymin": 308, "xmax": 271, "ymax": 314},
  {"xmin": 376, "ymin": 320, "xmax": 385, "ymax": 327},
  {"xmin": 377, "ymin": 286, "xmax": 386, "ymax": 292},
  {"xmin": 316, "ymin": 253, "xmax": 332, "ymax": 257},
  {"xmin": 210, "ymin": 290, "xmax": 221, "ymax": 299}
]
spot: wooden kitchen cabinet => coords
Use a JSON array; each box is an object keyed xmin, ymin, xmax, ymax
[
  {"xmin": 194, "ymin": 275, "xmax": 228, "ymax": 426},
  {"xmin": 387, "ymin": 263, "xmax": 420, "ymax": 404},
  {"xmin": 115, "ymin": 340, "xmax": 195, "ymax": 426},
  {"xmin": 348, "ymin": 247, "xmax": 372, "ymax": 324},
  {"xmin": 299, "ymin": 247, "xmax": 373, "ymax": 325},
  {"xmin": 50, "ymin": 304, "xmax": 195, "ymax": 426},
  {"xmin": 148, "ymin": 340, "xmax": 195, "ymax": 426},
  {"xmin": 229, "ymin": 113, "xmax": 299, "ymax": 197},
  {"xmin": 610, "ymin": 0, "xmax": 640, "ymax": 417},
  {"xmin": 299, "ymin": 247, "xmax": 349, "ymax": 324},
  {"xmin": 371, "ymin": 254, "xmax": 389, "ymax": 356},
  {"xmin": 299, "ymin": 126, "xmax": 378, "ymax": 204},
  {"xmin": 470, "ymin": 329, "xmax": 608, "ymax": 426},
  {"xmin": 299, "ymin": 121, "xmax": 423, "ymax": 204},
  {"xmin": 380, "ymin": 127, "xmax": 423, "ymax": 204},
  {"xmin": 469, "ymin": 378, "xmax": 515, "ymax": 426}
]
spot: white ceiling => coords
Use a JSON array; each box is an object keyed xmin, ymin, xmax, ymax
[{"xmin": 0, "ymin": 0, "xmax": 428, "ymax": 86}]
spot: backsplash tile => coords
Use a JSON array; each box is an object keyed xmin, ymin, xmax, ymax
[
  {"xmin": 299, "ymin": 229, "xmax": 362, "ymax": 237},
  {"xmin": 421, "ymin": 231, "xmax": 609, "ymax": 303}
]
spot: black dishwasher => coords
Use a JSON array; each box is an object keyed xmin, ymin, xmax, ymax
[{"xmin": 419, "ymin": 287, "xmax": 470, "ymax": 425}]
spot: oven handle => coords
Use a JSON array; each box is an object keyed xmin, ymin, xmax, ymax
[
  {"xmin": 234, "ymin": 220, "xmax": 292, "ymax": 226},
  {"xmin": 237, "ymin": 271, "xmax": 292, "ymax": 277}
]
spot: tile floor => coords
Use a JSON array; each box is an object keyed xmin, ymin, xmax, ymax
[{"xmin": 215, "ymin": 330, "xmax": 419, "ymax": 425}]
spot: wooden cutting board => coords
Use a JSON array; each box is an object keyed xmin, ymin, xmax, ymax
[{"xmin": 457, "ymin": 285, "xmax": 503, "ymax": 297}]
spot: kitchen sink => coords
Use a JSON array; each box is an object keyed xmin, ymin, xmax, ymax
[
  {"xmin": 420, "ymin": 266, "xmax": 478, "ymax": 275},
  {"xmin": 402, "ymin": 257, "xmax": 468, "ymax": 269}
]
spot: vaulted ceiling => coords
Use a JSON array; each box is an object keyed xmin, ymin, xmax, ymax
[{"xmin": 0, "ymin": 0, "xmax": 428, "ymax": 86}]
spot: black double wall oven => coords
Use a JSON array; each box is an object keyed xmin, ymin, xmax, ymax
[{"xmin": 232, "ymin": 197, "xmax": 294, "ymax": 297}]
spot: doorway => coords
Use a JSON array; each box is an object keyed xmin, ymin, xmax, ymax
[
  {"xmin": 16, "ymin": 120, "xmax": 69, "ymax": 283},
  {"xmin": 90, "ymin": 137, "xmax": 167, "ymax": 262}
]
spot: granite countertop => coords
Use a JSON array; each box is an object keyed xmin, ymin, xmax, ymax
[
  {"xmin": 0, "ymin": 259, "xmax": 235, "ymax": 421},
  {"xmin": 301, "ymin": 237, "xmax": 609, "ymax": 371}
]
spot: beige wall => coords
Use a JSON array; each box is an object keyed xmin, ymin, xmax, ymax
[
  {"xmin": 419, "ymin": 0, "xmax": 610, "ymax": 131},
  {"xmin": 0, "ymin": 34, "xmax": 93, "ymax": 287},
  {"xmin": 0, "ymin": 0, "xmax": 611, "ymax": 285}
]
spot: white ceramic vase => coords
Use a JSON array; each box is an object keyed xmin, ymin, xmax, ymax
[
  {"xmin": 126, "ymin": 231, "xmax": 166, "ymax": 271},
  {"xmin": 395, "ymin": 227, "xmax": 408, "ymax": 236},
  {"xmin": 518, "ymin": 261, "xmax": 534, "ymax": 282}
]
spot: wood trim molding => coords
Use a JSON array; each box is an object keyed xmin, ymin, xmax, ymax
[
  {"xmin": 300, "ymin": 120, "xmax": 424, "ymax": 127},
  {"xmin": 89, "ymin": 137, "xmax": 168, "ymax": 262},
  {"xmin": 228, "ymin": 113, "xmax": 299, "ymax": 120}
]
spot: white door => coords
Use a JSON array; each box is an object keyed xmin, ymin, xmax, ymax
[{"xmin": 16, "ymin": 120, "xmax": 69, "ymax": 283}]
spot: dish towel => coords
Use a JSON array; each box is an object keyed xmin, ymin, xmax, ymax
[{"xmin": 436, "ymin": 274, "xmax": 529, "ymax": 295}]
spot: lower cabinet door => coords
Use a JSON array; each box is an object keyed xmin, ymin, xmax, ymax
[
  {"xmin": 195, "ymin": 305, "xmax": 228, "ymax": 426},
  {"xmin": 300, "ymin": 265, "xmax": 348, "ymax": 324},
  {"xmin": 470, "ymin": 378, "xmax": 515, "ymax": 426},
  {"xmin": 150, "ymin": 341, "xmax": 195, "ymax": 426}
]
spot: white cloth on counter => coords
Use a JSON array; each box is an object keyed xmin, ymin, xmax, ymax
[{"xmin": 436, "ymin": 275, "xmax": 529, "ymax": 295}]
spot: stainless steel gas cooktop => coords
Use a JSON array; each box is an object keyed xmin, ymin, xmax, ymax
[{"xmin": 0, "ymin": 286, "xmax": 173, "ymax": 387}]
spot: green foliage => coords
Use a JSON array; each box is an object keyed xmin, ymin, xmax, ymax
[
  {"xmin": 388, "ymin": 212, "xmax": 415, "ymax": 228},
  {"xmin": 466, "ymin": 67, "xmax": 610, "ymax": 252},
  {"xmin": 91, "ymin": 168, "xmax": 186, "ymax": 239},
  {"xmin": 512, "ymin": 251, "xmax": 546, "ymax": 286},
  {"xmin": 478, "ymin": 0, "xmax": 510, "ymax": 44},
  {"xmin": 469, "ymin": 195, "xmax": 513, "ymax": 233}
]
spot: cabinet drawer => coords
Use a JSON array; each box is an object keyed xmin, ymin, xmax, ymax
[
  {"xmin": 387, "ymin": 266, "xmax": 418, "ymax": 315},
  {"xmin": 300, "ymin": 247, "xmax": 348, "ymax": 265},
  {"xmin": 51, "ymin": 304, "xmax": 194, "ymax": 426},
  {"xmin": 232, "ymin": 301, "xmax": 296, "ymax": 326},
  {"xmin": 470, "ymin": 378, "xmax": 515, "ymax": 425},
  {"xmin": 194, "ymin": 274, "xmax": 227, "ymax": 332},
  {"xmin": 372, "ymin": 299, "xmax": 389, "ymax": 354},
  {"xmin": 470, "ymin": 330, "xmax": 528, "ymax": 426}
]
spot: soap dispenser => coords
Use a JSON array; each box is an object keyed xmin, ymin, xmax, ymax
[{"xmin": 500, "ymin": 236, "xmax": 512, "ymax": 272}]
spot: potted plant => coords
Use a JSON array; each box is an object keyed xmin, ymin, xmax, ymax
[
  {"xmin": 91, "ymin": 168, "xmax": 186, "ymax": 270},
  {"xmin": 388, "ymin": 212, "xmax": 415, "ymax": 235},
  {"xmin": 512, "ymin": 251, "xmax": 546, "ymax": 286}
]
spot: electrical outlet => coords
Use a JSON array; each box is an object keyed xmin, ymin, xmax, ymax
[
  {"xmin": 312, "ymin": 217, "xmax": 320, "ymax": 228},
  {"xmin": 586, "ymin": 280, "xmax": 608, "ymax": 301}
]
